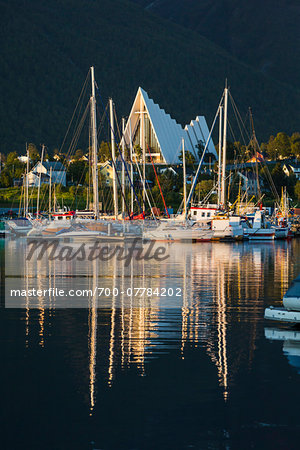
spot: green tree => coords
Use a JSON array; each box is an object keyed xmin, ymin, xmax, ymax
[
  {"xmin": 69, "ymin": 185, "xmax": 76, "ymax": 196},
  {"xmin": 133, "ymin": 144, "xmax": 142, "ymax": 162},
  {"xmin": 0, "ymin": 171, "xmax": 11, "ymax": 187},
  {"xmin": 291, "ymin": 132, "xmax": 300, "ymax": 158},
  {"xmin": 74, "ymin": 149, "xmax": 84, "ymax": 160},
  {"xmin": 295, "ymin": 180, "xmax": 300, "ymax": 200},
  {"xmin": 5, "ymin": 152, "xmax": 25, "ymax": 179},
  {"xmin": 195, "ymin": 179, "xmax": 214, "ymax": 197},
  {"xmin": 98, "ymin": 141, "xmax": 111, "ymax": 162},
  {"xmin": 68, "ymin": 161, "xmax": 87, "ymax": 185},
  {"xmin": 28, "ymin": 143, "xmax": 40, "ymax": 165},
  {"xmin": 178, "ymin": 150, "xmax": 195, "ymax": 167},
  {"xmin": 266, "ymin": 132, "xmax": 291, "ymax": 159},
  {"xmin": 271, "ymin": 163, "xmax": 288, "ymax": 192}
]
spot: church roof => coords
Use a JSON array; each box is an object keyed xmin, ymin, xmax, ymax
[{"xmin": 124, "ymin": 87, "xmax": 215, "ymax": 164}]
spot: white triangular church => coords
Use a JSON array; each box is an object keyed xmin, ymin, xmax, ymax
[{"xmin": 123, "ymin": 87, "xmax": 217, "ymax": 165}]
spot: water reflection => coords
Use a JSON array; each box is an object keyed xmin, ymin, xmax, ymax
[
  {"xmin": 3, "ymin": 238, "xmax": 300, "ymax": 414},
  {"xmin": 265, "ymin": 327, "xmax": 300, "ymax": 374}
]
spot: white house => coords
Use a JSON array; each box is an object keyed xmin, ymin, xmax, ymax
[
  {"xmin": 27, "ymin": 161, "xmax": 66, "ymax": 187},
  {"xmin": 18, "ymin": 155, "xmax": 30, "ymax": 164},
  {"xmin": 282, "ymin": 163, "xmax": 300, "ymax": 180}
]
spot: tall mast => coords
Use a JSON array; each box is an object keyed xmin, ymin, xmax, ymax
[
  {"xmin": 53, "ymin": 184, "xmax": 56, "ymax": 213},
  {"xmin": 140, "ymin": 98, "xmax": 146, "ymax": 210},
  {"xmin": 109, "ymin": 98, "xmax": 118, "ymax": 219},
  {"xmin": 121, "ymin": 117, "xmax": 126, "ymax": 218},
  {"xmin": 25, "ymin": 143, "xmax": 29, "ymax": 216},
  {"xmin": 49, "ymin": 167, "xmax": 52, "ymax": 218},
  {"xmin": 36, "ymin": 144, "xmax": 45, "ymax": 219},
  {"xmin": 221, "ymin": 83, "xmax": 228, "ymax": 207},
  {"xmin": 217, "ymin": 106, "xmax": 223, "ymax": 207},
  {"xmin": 90, "ymin": 66, "xmax": 99, "ymax": 219},
  {"xmin": 249, "ymin": 107, "xmax": 261, "ymax": 200},
  {"xmin": 182, "ymin": 138, "xmax": 187, "ymax": 220},
  {"xmin": 129, "ymin": 119, "xmax": 134, "ymax": 215}
]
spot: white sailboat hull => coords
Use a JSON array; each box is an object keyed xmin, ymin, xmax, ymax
[{"xmin": 143, "ymin": 225, "xmax": 213, "ymax": 242}]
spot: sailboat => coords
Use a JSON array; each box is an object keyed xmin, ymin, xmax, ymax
[
  {"xmin": 143, "ymin": 138, "xmax": 214, "ymax": 241},
  {"xmin": 188, "ymin": 83, "xmax": 244, "ymax": 241},
  {"xmin": 6, "ymin": 145, "xmax": 33, "ymax": 235}
]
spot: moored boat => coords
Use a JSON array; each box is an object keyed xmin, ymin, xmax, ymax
[
  {"xmin": 143, "ymin": 222, "xmax": 213, "ymax": 242},
  {"xmin": 243, "ymin": 211, "xmax": 275, "ymax": 240}
]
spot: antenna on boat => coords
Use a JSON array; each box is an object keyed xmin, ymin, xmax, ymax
[{"xmin": 90, "ymin": 66, "xmax": 99, "ymax": 219}]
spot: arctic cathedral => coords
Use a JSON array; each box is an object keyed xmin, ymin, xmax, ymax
[{"xmin": 122, "ymin": 87, "xmax": 217, "ymax": 165}]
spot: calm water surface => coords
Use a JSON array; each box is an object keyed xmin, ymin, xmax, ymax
[{"xmin": 1, "ymin": 239, "xmax": 300, "ymax": 450}]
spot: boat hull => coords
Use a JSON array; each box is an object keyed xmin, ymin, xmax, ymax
[
  {"xmin": 264, "ymin": 307, "xmax": 300, "ymax": 323},
  {"xmin": 244, "ymin": 229, "xmax": 275, "ymax": 240}
]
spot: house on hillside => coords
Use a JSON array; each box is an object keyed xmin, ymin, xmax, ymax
[
  {"xmin": 282, "ymin": 162, "xmax": 300, "ymax": 180},
  {"xmin": 70, "ymin": 154, "xmax": 89, "ymax": 163},
  {"xmin": 98, "ymin": 161, "xmax": 136, "ymax": 187},
  {"xmin": 27, "ymin": 161, "xmax": 66, "ymax": 187},
  {"xmin": 246, "ymin": 152, "xmax": 264, "ymax": 163},
  {"xmin": 18, "ymin": 155, "xmax": 30, "ymax": 164}
]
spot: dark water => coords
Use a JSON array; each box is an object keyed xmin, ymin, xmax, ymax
[{"xmin": 1, "ymin": 239, "xmax": 300, "ymax": 450}]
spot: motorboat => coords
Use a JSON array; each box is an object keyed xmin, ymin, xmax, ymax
[
  {"xmin": 211, "ymin": 215, "xmax": 244, "ymax": 241},
  {"xmin": 243, "ymin": 211, "xmax": 275, "ymax": 240},
  {"xmin": 6, "ymin": 217, "xmax": 32, "ymax": 235}
]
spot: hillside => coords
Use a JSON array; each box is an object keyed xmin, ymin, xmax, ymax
[
  {"xmin": 0, "ymin": 0, "xmax": 299, "ymax": 153},
  {"xmin": 133, "ymin": 0, "xmax": 300, "ymax": 89}
]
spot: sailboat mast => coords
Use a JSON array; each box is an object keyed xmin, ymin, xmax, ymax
[
  {"xmin": 36, "ymin": 144, "xmax": 45, "ymax": 219},
  {"xmin": 49, "ymin": 167, "xmax": 52, "ymax": 218},
  {"xmin": 182, "ymin": 138, "xmax": 187, "ymax": 219},
  {"xmin": 25, "ymin": 143, "xmax": 29, "ymax": 216},
  {"xmin": 109, "ymin": 98, "xmax": 118, "ymax": 219},
  {"xmin": 121, "ymin": 117, "xmax": 126, "ymax": 218},
  {"xmin": 221, "ymin": 84, "xmax": 228, "ymax": 207},
  {"xmin": 140, "ymin": 98, "xmax": 146, "ymax": 210},
  {"xmin": 129, "ymin": 119, "xmax": 134, "ymax": 215},
  {"xmin": 217, "ymin": 106, "xmax": 223, "ymax": 207},
  {"xmin": 249, "ymin": 108, "xmax": 262, "ymax": 200},
  {"xmin": 90, "ymin": 66, "xmax": 99, "ymax": 219}
]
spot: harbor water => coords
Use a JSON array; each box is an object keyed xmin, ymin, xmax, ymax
[{"xmin": 1, "ymin": 238, "xmax": 300, "ymax": 449}]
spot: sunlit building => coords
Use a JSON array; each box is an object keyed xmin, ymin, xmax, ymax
[{"xmin": 122, "ymin": 87, "xmax": 217, "ymax": 165}]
